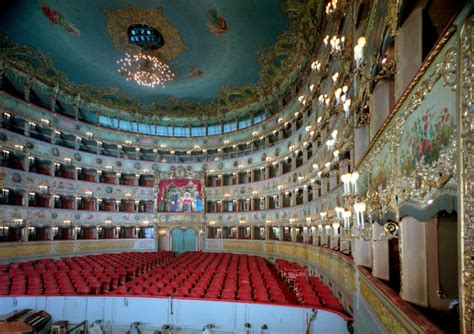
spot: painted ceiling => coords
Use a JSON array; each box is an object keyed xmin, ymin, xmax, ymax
[{"xmin": 0, "ymin": 0, "xmax": 317, "ymax": 124}]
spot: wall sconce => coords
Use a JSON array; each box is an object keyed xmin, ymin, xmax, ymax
[
  {"xmin": 342, "ymin": 211, "xmax": 352, "ymax": 231},
  {"xmin": 335, "ymin": 207, "xmax": 344, "ymax": 219},
  {"xmin": 324, "ymin": 225, "xmax": 331, "ymax": 236},
  {"xmin": 341, "ymin": 172, "xmax": 360, "ymax": 195},
  {"xmin": 325, "ymin": 0, "xmax": 338, "ymax": 14},
  {"xmin": 354, "ymin": 36, "xmax": 367, "ymax": 69},
  {"xmin": 335, "ymin": 87, "xmax": 342, "ymax": 104},
  {"xmin": 329, "ymin": 36, "xmax": 345, "ymax": 54},
  {"xmin": 332, "ymin": 222, "xmax": 340, "ymax": 237},
  {"xmin": 311, "ymin": 60, "xmax": 321, "ymax": 71},
  {"xmin": 343, "ymin": 99, "xmax": 352, "ymax": 118},
  {"xmin": 325, "ymin": 162, "xmax": 331, "ymax": 171},
  {"xmin": 320, "ymin": 212, "xmax": 327, "ymax": 221},
  {"xmin": 326, "ymin": 139, "xmax": 335, "ymax": 150},
  {"xmin": 323, "ymin": 35, "xmax": 329, "ymax": 46},
  {"xmin": 353, "ymin": 202, "xmax": 366, "ymax": 229}
]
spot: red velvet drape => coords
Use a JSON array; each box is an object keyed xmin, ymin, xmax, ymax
[{"xmin": 157, "ymin": 179, "xmax": 202, "ymax": 204}]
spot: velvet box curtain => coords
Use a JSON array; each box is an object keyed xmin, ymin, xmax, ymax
[{"xmin": 158, "ymin": 179, "xmax": 202, "ymax": 202}]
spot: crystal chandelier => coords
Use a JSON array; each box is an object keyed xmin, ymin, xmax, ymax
[{"xmin": 116, "ymin": 53, "xmax": 174, "ymax": 88}]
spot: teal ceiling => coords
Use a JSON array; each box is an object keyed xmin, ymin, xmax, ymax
[{"xmin": 0, "ymin": 0, "xmax": 288, "ymax": 105}]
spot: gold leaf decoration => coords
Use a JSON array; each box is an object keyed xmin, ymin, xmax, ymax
[{"xmin": 103, "ymin": 6, "xmax": 188, "ymax": 62}]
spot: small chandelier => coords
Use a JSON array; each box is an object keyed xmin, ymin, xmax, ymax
[{"xmin": 117, "ymin": 53, "xmax": 174, "ymax": 88}]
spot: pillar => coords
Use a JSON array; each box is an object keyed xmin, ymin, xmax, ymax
[{"xmin": 291, "ymin": 227, "xmax": 297, "ymax": 242}]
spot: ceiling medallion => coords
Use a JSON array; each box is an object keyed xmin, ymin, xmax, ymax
[{"xmin": 103, "ymin": 6, "xmax": 188, "ymax": 62}]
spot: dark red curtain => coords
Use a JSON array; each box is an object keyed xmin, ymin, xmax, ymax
[{"xmin": 158, "ymin": 179, "xmax": 202, "ymax": 203}]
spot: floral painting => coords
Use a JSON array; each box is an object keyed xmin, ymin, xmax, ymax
[
  {"xmin": 399, "ymin": 106, "xmax": 454, "ymax": 176},
  {"xmin": 208, "ymin": 9, "xmax": 228, "ymax": 37},
  {"xmin": 371, "ymin": 144, "xmax": 392, "ymax": 190},
  {"xmin": 41, "ymin": 4, "xmax": 80, "ymax": 36}
]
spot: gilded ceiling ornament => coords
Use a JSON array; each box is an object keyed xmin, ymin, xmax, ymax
[
  {"xmin": 0, "ymin": 1, "xmax": 321, "ymax": 126},
  {"xmin": 103, "ymin": 6, "xmax": 188, "ymax": 62}
]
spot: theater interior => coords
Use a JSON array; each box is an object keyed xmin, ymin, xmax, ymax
[{"xmin": 0, "ymin": 0, "xmax": 472, "ymax": 333}]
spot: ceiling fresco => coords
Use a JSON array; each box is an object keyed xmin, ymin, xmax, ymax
[{"xmin": 0, "ymin": 0, "xmax": 321, "ymax": 124}]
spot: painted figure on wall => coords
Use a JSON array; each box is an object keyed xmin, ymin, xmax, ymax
[
  {"xmin": 41, "ymin": 4, "xmax": 80, "ymax": 36},
  {"xmin": 158, "ymin": 179, "xmax": 203, "ymax": 213},
  {"xmin": 182, "ymin": 191, "xmax": 193, "ymax": 212},
  {"xmin": 194, "ymin": 191, "xmax": 203, "ymax": 212},
  {"xmin": 207, "ymin": 9, "xmax": 228, "ymax": 37}
]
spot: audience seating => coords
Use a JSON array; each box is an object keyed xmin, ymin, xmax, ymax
[
  {"xmin": 0, "ymin": 251, "xmax": 346, "ymax": 313},
  {"xmin": 275, "ymin": 259, "xmax": 345, "ymax": 313},
  {"xmin": 118, "ymin": 252, "xmax": 290, "ymax": 305},
  {"xmin": 0, "ymin": 252, "xmax": 173, "ymax": 296}
]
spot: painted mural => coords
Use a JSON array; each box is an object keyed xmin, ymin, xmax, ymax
[
  {"xmin": 158, "ymin": 179, "xmax": 203, "ymax": 213},
  {"xmin": 207, "ymin": 9, "xmax": 228, "ymax": 37},
  {"xmin": 399, "ymin": 104, "xmax": 455, "ymax": 176},
  {"xmin": 371, "ymin": 144, "xmax": 392, "ymax": 190},
  {"xmin": 41, "ymin": 4, "xmax": 80, "ymax": 36}
]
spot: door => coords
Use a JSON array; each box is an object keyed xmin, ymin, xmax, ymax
[{"xmin": 171, "ymin": 228, "xmax": 196, "ymax": 253}]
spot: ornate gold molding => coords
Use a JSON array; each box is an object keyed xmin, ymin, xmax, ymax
[
  {"xmin": 356, "ymin": 25, "xmax": 457, "ymax": 168},
  {"xmin": 458, "ymin": 13, "xmax": 473, "ymax": 334},
  {"xmin": 103, "ymin": 6, "xmax": 188, "ymax": 62},
  {"xmin": 0, "ymin": 239, "xmax": 153, "ymax": 260},
  {"xmin": 359, "ymin": 277, "xmax": 410, "ymax": 334}
]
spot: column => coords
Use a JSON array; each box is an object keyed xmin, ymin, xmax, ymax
[
  {"xmin": 265, "ymin": 226, "xmax": 271, "ymax": 240},
  {"xmin": 279, "ymin": 226, "xmax": 284, "ymax": 241},
  {"xmin": 303, "ymin": 228, "xmax": 309, "ymax": 243},
  {"xmin": 321, "ymin": 177, "xmax": 329, "ymax": 196},
  {"xmin": 278, "ymin": 162, "xmax": 284, "ymax": 176},
  {"xmin": 291, "ymin": 121, "xmax": 297, "ymax": 135},
  {"xmin": 290, "ymin": 227, "xmax": 297, "ymax": 242},
  {"xmin": 303, "ymin": 187, "xmax": 309, "ymax": 204},
  {"xmin": 290, "ymin": 192, "xmax": 296, "ymax": 207},
  {"xmin": 264, "ymin": 196, "xmax": 270, "ymax": 210},
  {"xmin": 312, "ymin": 228, "xmax": 318, "ymax": 245},
  {"xmin": 303, "ymin": 147, "xmax": 308, "ymax": 164}
]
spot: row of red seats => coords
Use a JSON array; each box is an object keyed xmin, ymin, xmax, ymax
[
  {"xmin": 294, "ymin": 276, "xmax": 344, "ymax": 312},
  {"xmin": 0, "ymin": 252, "xmax": 174, "ymax": 296},
  {"xmin": 274, "ymin": 259, "xmax": 345, "ymax": 313},
  {"xmin": 113, "ymin": 252, "xmax": 291, "ymax": 304},
  {"xmin": 275, "ymin": 259, "xmax": 307, "ymax": 284}
]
